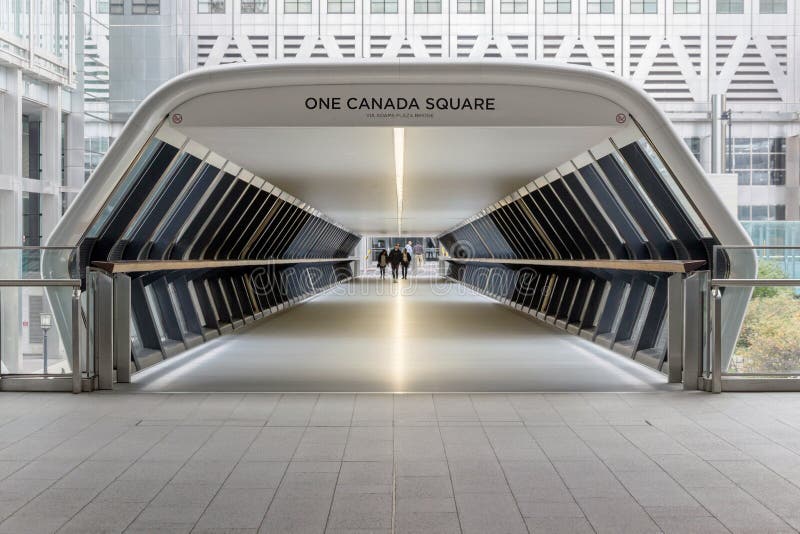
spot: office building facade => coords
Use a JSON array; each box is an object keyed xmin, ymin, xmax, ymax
[
  {"xmin": 91, "ymin": 0, "xmax": 800, "ymax": 223},
  {"xmin": 0, "ymin": 0, "xmax": 83, "ymax": 371}
]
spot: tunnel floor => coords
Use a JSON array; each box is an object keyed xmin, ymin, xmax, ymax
[{"xmin": 128, "ymin": 276, "xmax": 671, "ymax": 392}]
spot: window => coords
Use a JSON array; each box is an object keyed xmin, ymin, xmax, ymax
[
  {"xmin": 729, "ymin": 137, "xmax": 786, "ymax": 186},
  {"xmin": 751, "ymin": 206, "xmax": 769, "ymax": 220},
  {"xmin": 97, "ymin": 0, "xmax": 109, "ymax": 13},
  {"xmin": 457, "ymin": 0, "xmax": 484, "ymax": 13},
  {"xmin": 717, "ymin": 0, "xmax": 743, "ymax": 13},
  {"xmin": 587, "ymin": 0, "xmax": 613, "ymax": 13},
  {"xmin": 742, "ymin": 205, "xmax": 786, "ymax": 221},
  {"xmin": 414, "ymin": 0, "xmax": 441, "ymax": 12},
  {"xmin": 631, "ymin": 0, "xmax": 656, "ymax": 13},
  {"xmin": 372, "ymin": 0, "xmax": 398, "ymax": 12},
  {"xmin": 22, "ymin": 192, "xmax": 42, "ymax": 274},
  {"xmin": 760, "ymin": 0, "xmax": 787, "ymax": 14},
  {"xmin": 328, "ymin": 0, "xmax": 355, "ymax": 12},
  {"xmin": 501, "ymin": 0, "xmax": 527, "ymax": 13},
  {"xmin": 543, "ymin": 0, "xmax": 570, "ymax": 13},
  {"xmin": 674, "ymin": 0, "xmax": 700, "ymax": 13},
  {"xmin": 132, "ymin": 0, "xmax": 160, "ymax": 14},
  {"xmin": 285, "ymin": 0, "xmax": 311, "ymax": 12},
  {"xmin": 737, "ymin": 205, "xmax": 750, "ymax": 220},
  {"xmin": 109, "ymin": 0, "xmax": 123, "ymax": 13},
  {"xmin": 242, "ymin": 0, "xmax": 268, "ymax": 12},
  {"xmin": 198, "ymin": 0, "xmax": 225, "ymax": 13}
]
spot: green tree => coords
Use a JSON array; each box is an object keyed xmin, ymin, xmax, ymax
[
  {"xmin": 732, "ymin": 259, "xmax": 800, "ymax": 373},
  {"xmin": 752, "ymin": 259, "xmax": 790, "ymax": 298}
]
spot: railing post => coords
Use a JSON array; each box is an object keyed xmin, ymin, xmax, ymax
[
  {"xmin": 113, "ymin": 274, "xmax": 132, "ymax": 384},
  {"xmin": 682, "ymin": 272, "xmax": 704, "ymax": 390},
  {"xmin": 712, "ymin": 287, "xmax": 723, "ymax": 393},
  {"xmin": 90, "ymin": 270, "xmax": 114, "ymax": 390},
  {"xmin": 667, "ymin": 273, "xmax": 684, "ymax": 383},
  {"xmin": 71, "ymin": 287, "xmax": 81, "ymax": 394}
]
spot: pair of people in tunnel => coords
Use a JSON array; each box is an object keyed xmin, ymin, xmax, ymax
[{"xmin": 377, "ymin": 243, "xmax": 411, "ymax": 280}]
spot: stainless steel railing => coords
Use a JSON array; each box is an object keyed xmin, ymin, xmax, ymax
[
  {"xmin": 709, "ymin": 245, "xmax": 800, "ymax": 393},
  {"xmin": 0, "ymin": 246, "xmax": 83, "ymax": 393}
]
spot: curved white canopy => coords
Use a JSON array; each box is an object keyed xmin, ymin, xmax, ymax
[{"xmin": 45, "ymin": 61, "xmax": 754, "ymax": 370}]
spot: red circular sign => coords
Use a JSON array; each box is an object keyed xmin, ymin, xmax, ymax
[
  {"xmin": 616, "ymin": 113, "xmax": 627, "ymax": 124},
  {"xmin": 171, "ymin": 113, "xmax": 183, "ymax": 124}
]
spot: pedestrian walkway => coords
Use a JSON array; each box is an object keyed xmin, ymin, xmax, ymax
[
  {"xmin": 1, "ymin": 391, "xmax": 799, "ymax": 533},
  {"xmin": 129, "ymin": 278, "xmax": 668, "ymax": 393}
]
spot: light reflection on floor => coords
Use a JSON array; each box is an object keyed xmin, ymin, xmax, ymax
[{"xmin": 129, "ymin": 277, "xmax": 671, "ymax": 392}]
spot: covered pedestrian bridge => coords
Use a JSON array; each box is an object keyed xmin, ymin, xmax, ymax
[{"xmin": 42, "ymin": 61, "xmax": 754, "ymax": 393}]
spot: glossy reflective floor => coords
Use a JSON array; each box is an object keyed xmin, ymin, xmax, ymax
[{"xmin": 129, "ymin": 276, "xmax": 669, "ymax": 392}]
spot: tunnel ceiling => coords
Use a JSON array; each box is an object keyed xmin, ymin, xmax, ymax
[{"xmin": 176, "ymin": 125, "xmax": 621, "ymax": 235}]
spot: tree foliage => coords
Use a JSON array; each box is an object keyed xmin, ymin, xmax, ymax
[
  {"xmin": 752, "ymin": 258, "xmax": 788, "ymax": 298},
  {"xmin": 732, "ymin": 259, "xmax": 800, "ymax": 373}
]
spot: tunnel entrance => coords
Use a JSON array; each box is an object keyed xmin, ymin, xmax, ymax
[{"xmin": 45, "ymin": 62, "xmax": 753, "ymax": 393}]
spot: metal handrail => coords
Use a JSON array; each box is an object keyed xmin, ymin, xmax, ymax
[
  {"xmin": 0, "ymin": 251, "xmax": 82, "ymax": 392},
  {"xmin": 714, "ymin": 245, "xmax": 800, "ymax": 250},
  {"xmin": 91, "ymin": 256, "xmax": 360, "ymax": 274},
  {"xmin": 0, "ymin": 246, "xmax": 77, "ymax": 249},
  {"xmin": 712, "ymin": 279, "xmax": 800, "ymax": 287},
  {"xmin": 721, "ymin": 372, "xmax": 800, "ymax": 377},
  {"xmin": 444, "ymin": 257, "xmax": 706, "ymax": 273},
  {"xmin": 0, "ymin": 279, "xmax": 82, "ymax": 287},
  {"xmin": 1, "ymin": 245, "xmax": 80, "ymax": 282},
  {"xmin": 708, "ymin": 245, "xmax": 800, "ymax": 392}
]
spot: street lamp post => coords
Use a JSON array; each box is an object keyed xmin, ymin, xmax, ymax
[{"xmin": 40, "ymin": 312, "xmax": 51, "ymax": 374}]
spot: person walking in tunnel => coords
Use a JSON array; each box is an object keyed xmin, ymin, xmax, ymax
[
  {"xmin": 388, "ymin": 243, "xmax": 404, "ymax": 281},
  {"xmin": 401, "ymin": 246, "xmax": 411, "ymax": 279},
  {"xmin": 377, "ymin": 248, "xmax": 388, "ymax": 279},
  {"xmin": 405, "ymin": 241, "xmax": 415, "ymax": 275},
  {"xmin": 413, "ymin": 241, "xmax": 424, "ymax": 272}
]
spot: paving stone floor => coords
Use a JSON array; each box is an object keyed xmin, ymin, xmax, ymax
[{"xmin": 1, "ymin": 391, "xmax": 800, "ymax": 533}]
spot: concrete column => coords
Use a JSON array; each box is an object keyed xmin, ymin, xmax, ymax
[
  {"xmin": 0, "ymin": 67, "xmax": 23, "ymax": 372},
  {"xmin": 63, "ymin": 94, "xmax": 85, "ymax": 207},
  {"xmin": 786, "ymin": 136, "xmax": 800, "ymax": 221},
  {"xmin": 356, "ymin": 237, "xmax": 368, "ymax": 275},
  {"xmin": 0, "ymin": 67, "xmax": 22, "ymax": 188},
  {"xmin": 710, "ymin": 95, "xmax": 726, "ymax": 174},
  {"xmin": 0, "ymin": 191, "xmax": 23, "ymax": 374},
  {"xmin": 40, "ymin": 84, "xmax": 62, "ymax": 242},
  {"xmin": 37, "ymin": 86, "xmax": 66, "ymax": 366},
  {"xmin": 64, "ymin": 3, "xmax": 86, "ymax": 209}
]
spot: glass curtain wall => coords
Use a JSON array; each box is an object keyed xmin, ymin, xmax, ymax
[
  {"xmin": 0, "ymin": 0, "xmax": 30, "ymax": 39},
  {"xmin": 36, "ymin": 0, "xmax": 69, "ymax": 61}
]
